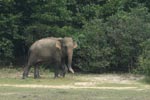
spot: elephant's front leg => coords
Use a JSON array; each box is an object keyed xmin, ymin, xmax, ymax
[
  {"xmin": 61, "ymin": 64, "xmax": 68, "ymax": 77},
  {"xmin": 54, "ymin": 63, "xmax": 61, "ymax": 78},
  {"xmin": 34, "ymin": 65, "xmax": 40, "ymax": 79}
]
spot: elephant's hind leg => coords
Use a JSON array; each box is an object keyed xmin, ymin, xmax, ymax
[{"xmin": 22, "ymin": 64, "xmax": 31, "ymax": 79}]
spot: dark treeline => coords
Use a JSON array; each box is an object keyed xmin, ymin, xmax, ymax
[{"xmin": 0, "ymin": 0, "xmax": 150, "ymax": 75}]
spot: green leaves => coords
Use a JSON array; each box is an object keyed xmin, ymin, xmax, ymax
[
  {"xmin": 138, "ymin": 39, "xmax": 150, "ymax": 76},
  {"xmin": 74, "ymin": 19, "xmax": 113, "ymax": 72},
  {"xmin": 0, "ymin": 0, "xmax": 150, "ymax": 75},
  {"xmin": 104, "ymin": 6, "xmax": 150, "ymax": 72},
  {"xmin": 0, "ymin": 13, "xmax": 21, "ymax": 62},
  {"xmin": 0, "ymin": 38, "xmax": 14, "ymax": 60},
  {"xmin": 74, "ymin": 5, "xmax": 150, "ymax": 73}
]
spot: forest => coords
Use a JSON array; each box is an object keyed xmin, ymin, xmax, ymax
[{"xmin": 0, "ymin": 0, "xmax": 150, "ymax": 76}]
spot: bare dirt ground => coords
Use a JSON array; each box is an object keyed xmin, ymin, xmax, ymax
[
  {"xmin": 0, "ymin": 73, "xmax": 149, "ymax": 90},
  {"xmin": 0, "ymin": 84, "xmax": 139, "ymax": 90}
]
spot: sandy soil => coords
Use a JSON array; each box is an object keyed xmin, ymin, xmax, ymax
[
  {"xmin": 0, "ymin": 84, "xmax": 140, "ymax": 90},
  {"xmin": 0, "ymin": 74, "xmax": 149, "ymax": 90}
]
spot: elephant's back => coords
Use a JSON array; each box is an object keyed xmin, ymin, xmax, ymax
[
  {"xmin": 29, "ymin": 38, "xmax": 58, "ymax": 58},
  {"xmin": 30, "ymin": 38, "xmax": 56, "ymax": 50}
]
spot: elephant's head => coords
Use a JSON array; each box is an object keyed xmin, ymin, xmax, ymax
[{"xmin": 56, "ymin": 37, "xmax": 77, "ymax": 73}]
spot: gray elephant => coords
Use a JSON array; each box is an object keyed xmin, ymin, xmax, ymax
[{"xmin": 22, "ymin": 37, "xmax": 77, "ymax": 79}]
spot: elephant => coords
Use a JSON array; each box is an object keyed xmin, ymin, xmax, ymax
[{"xmin": 22, "ymin": 37, "xmax": 77, "ymax": 79}]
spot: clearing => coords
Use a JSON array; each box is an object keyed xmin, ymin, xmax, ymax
[{"xmin": 0, "ymin": 68, "xmax": 150, "ymax": 100}]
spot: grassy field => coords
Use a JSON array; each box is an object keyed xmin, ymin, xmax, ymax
[{"xmin": 0, "ymin": 68, "xmax": 150, "ymax": 100}]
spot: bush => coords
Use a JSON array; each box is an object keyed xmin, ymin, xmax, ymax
[
  {"xmin": 74, "ymin": 19, "xmax": 113, "ymax": 73},
  {"xmin": 138, "ymin": 39, "xmax": 150, "ymax": 76},
  {"xmin": 104, "ymin": 6, "xmax": 150, "ymax": 72},
  {"xmin": 74, "ymin": 6, "xmax": 150, "ymax": 73}
]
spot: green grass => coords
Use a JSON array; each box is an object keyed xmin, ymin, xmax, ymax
[
  {"xmin": 0, "ymin": 68, "xmax": 150, "ymax": 100},
  {"xmin": 0, "ymin": 87, "xmax": 150, "ymax": 100},
  {"xmin": 0, "ymin": 68, "xmax": 81, "ymax": 85}
]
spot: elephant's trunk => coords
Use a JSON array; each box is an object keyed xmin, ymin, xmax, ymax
[{"xmin": 67, "ymin": 49, "xmax": 74, "ymax": 73}]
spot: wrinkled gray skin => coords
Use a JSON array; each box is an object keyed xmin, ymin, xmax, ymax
[{"xmin": 22, "ymin": 37, "xmax": 77, "ymax": 79}]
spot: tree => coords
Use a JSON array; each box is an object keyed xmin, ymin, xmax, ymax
[
  {"xmin": 138, "ymin": 39, "xmax": 150, "ymax": 76},
  {"xmin": 105, "ymin": 6, "xmax": 150, "ymax": 72},
  {"xmin": 0, "ymin": 0, "xmax": 21, "ymax": 65},
  {"xmin": 74, "ymin": 19, "xmax": 113, "ymax": 72}
]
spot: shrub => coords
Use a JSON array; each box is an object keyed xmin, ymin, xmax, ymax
[
  {"xmin": 138, "ymin": 39, "xmax": 150, "ymax": 76},
  {"xmin": 74, "ymin": 19, "xmax": 113, "ymax": 72}
]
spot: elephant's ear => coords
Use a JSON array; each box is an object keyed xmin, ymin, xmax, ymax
[
  {"xmin": 73, "ymin": 42, "xmax": 77, "ymax": 48},
  {"xmin": 56, "ymin": 41, "xmax": 61, "ymax": 50}
]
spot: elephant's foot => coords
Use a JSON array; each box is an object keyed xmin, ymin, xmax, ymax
[
  {"xmin": 22, "ymin": 76, "xmax": 25, "ymax": 79},
  {"xmin": 54, "ymin": 76, "xmax": 58, "ymax": 79},
  {"xmin": 22, "ymin": 72, "xmax": 27, "ymax": 79},
  {"xmin": 22, "ymin": 75, "xmax": 28, "ymax": 79},
  {"xmin": 59, "ymin": 72, "xmax": 66, "ymax": 78},
  {"xmin": 54, "ymin": 74, "xmax": 59, "ymax": 79},
  {"xmin": 34, "ymin": 76, "xmax": 39, "ymax": 79},
  {"xmin": 34, "ymin": 75, "xmax": 40, "ymax": 79}
]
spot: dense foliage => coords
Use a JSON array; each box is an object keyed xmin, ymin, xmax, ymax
[
  {"xmin": 138, "ymin": 39, "xmax": 150, "ymax": 76},
  {"xmin": 0, "ymin": 0, "xmax": 150, "ymax": 75}
]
